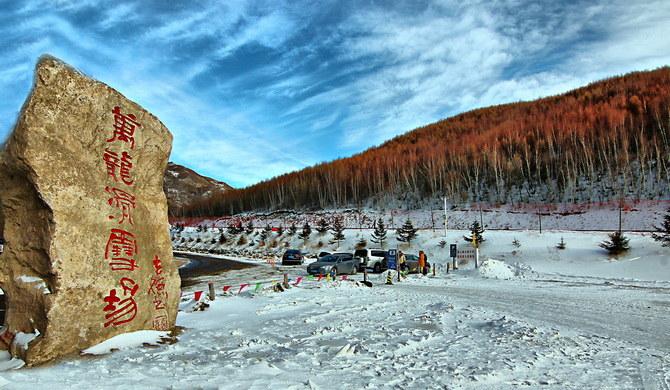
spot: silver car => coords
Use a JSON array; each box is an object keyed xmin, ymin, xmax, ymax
[{"xmin": 307, "ymin": 253, "xmax": 358, "ymax": 277}]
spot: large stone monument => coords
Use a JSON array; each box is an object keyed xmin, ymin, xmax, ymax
[{"xmin": 0, "ymin": 56, "xmax": 180, "ymax": 365}]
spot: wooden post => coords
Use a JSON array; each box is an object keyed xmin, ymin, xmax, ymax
[
  {"xmin": 397, "ymin": 262, "xmax": 401, "ymax": 282},
  {"xmin": 283, "ymin": 273, "xmax": 289, "ymax": 289},
  {"xmin": 208, "ymin": 282, "xmax": 215, "ymax": 301},
  {"xmin": 446, "ymin": 263, "xmax": 450, "ymax": 274},
  {"xmin": 364, "ymin": 267, "xmax": 368, "ymax": 283},
  {"xmin": 431, "ymin": 209, "xmax": 435, "ymax": 232},
  {"xmin": 432, "ymin": 263, "xmax": 436, "ymax": 276}
]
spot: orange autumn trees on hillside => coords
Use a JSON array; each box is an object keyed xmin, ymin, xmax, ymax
[{"xmin": 184, "ymin": 67, "xmax": 670, "ymax": 217}]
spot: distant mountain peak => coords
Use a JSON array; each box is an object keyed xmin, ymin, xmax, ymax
[{"xmin": 163, "ymin": 162, "xmax": 232, "ymax": 216}]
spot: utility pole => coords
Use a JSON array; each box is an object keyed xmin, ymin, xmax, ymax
[
  {"xmin": 443, "ymin": 197, "xmax": 448, "ymax": 239},
  {"xmin": 619, "ymin": 198, "xmax": 623, "ymax": 233}
]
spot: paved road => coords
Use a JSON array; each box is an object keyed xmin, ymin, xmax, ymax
[
  {"xmin": 175, "ymin": 251, "xmax": 257, "ymax": 287},
  {"xmin": 396, "ymin": 277, "xmax": 670, "ymax": 352}
]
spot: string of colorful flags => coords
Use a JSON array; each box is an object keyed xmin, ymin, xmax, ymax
[{"xmin": 189, "ymin": 273, "xmax": 351, "ymax": 301}]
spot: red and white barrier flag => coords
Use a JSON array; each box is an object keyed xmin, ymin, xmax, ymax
[
  {"xmin": 222, "ymin": 285, "xmax": 232, "ymax": 293},
  {"xmin": 194, "ymin": 291, "xmax": 203, "ymax": 301},
  {"xmin": 238, "ymin": 283, "xmax": 250, "ymax": 294},
  {"xmin": 293, "ymin": 277, "xmax": 303, "ymax": 286}
]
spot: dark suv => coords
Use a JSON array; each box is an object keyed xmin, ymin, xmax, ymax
[{"xmin": 282, "ymin": 249, "xmax": 304, "ymax": 265}]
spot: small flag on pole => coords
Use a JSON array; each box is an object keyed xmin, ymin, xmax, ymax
[
  {"xmin": 307, "ymin": 275, "xmax": 314, "ymax": 280},
  {"xmin": 238, "ymin": 283, "xmax": 250, "ymax": 294},
  {"xmin": 254, "ymin": 282, "xmax": 263, "ymax": 293},
  {"xmin": 293, "ymin": 277, "xmax": 303, "ymax": 286},
  {"xmin": 341, "ymin": 275, "xmax": 348, "ymax": 281},
  {"xmin": 223, "ymin": 285, "xmax": 232, "ymax": 293},
  {"xmin": 317, "ymin": 275, "xmax": 323, "ymax": 282},
  {"xmin": 194, "ymin": 291, "xmax": 203, "ymax": 301}
]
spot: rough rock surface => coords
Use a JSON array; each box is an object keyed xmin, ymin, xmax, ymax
[
  {"xmin": 163, "ymin": 162, "xmax": 231, "ymax": 216},
  {"xmin": 0, "ymin": 56, "xmax": 180, "ymax": 365}
]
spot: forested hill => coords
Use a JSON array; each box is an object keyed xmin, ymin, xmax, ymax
[{"xmin": 184, "ymin": 67, "xmax": 670, "ymax": 217}]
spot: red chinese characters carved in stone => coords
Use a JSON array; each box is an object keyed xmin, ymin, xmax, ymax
[
  {"xmin": 106, "ymin": 186, "xmax": 136, "ymax": 225},
  {"xmin": 152, "ymin": 255, "xmax": 163, "ymax": 274},
  {"xmin": 152, "ymin": 314, "xmax": 169, "ymax": 331},
  {"xmin": 103, "ymin": 277, "xmax": 139, "ymax": 327},
  {"xmin": 104, "ymin": 228, "xmax": 139, "ymax": 271},
  {"xmin": 148, "ymin": 255, "xmax": 167, "ymax": 310},
  {"xmin": 102, "ymin": 148, "xmax": 134, "ymax": 186},
  {"xmin": 107, "ymin": 106, "xmax": 140, "ymax": 149}
]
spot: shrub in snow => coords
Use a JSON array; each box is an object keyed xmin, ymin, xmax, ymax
[
  {"xmin": 260, "ymin": 226, "xmax": 269, "ymax": 242},
  {"xmin": 237, "ymin": 235, "xmax": 247, "ymax": 246},
  {"xmin": 356, "ymin": 237, "xmax": 367, "ymax": 249},
  {"xmin": 317, "ymin": 240, "xmax": 324, "ymax": 248},
  {"xmin": 276, "ymin": 226, "xmax": 284, "ymax": 236},
  {"xmin": 652, "ymin": 207, "xmax": 670, "ymax": 247},
  {"xmin": 218, "ymin": 233, "xmax": 226, "ymax": 244},
  {"xmin": 556, "ymin": 237, "xmax": 566, "ymax": 250},
  {"xmin": 330, "ymin": 217, "xmax": 346, "ymax": 248},
  {"xmin": 512, "ymin": 238, "xmax": 521, "ymax": 248},
  {"xmin": 288, "ymin": 223, "xmax": 297, "ymax": 236},
  {"xmin": 396, "ymin": 218, "xmax": 418, "ymax": 245},
  {"xmin": 316, "ymin": 218, "xmax": 330, "ymax": 234},
  {"xmin": 370, "ymin": 217, "xmax": 387, "ymax": 248},
  {"xmin": 599, "ymin": 231, "xmax": 630, "ymax": 255},
  {"xmin": 438, "ymin": 240, "xmax": 447, "ymax": 248}
]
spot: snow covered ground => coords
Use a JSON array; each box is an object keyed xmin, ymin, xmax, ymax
[{"xmin": 1, "ymin": 230, "xmax": 669, "ymax": 389}]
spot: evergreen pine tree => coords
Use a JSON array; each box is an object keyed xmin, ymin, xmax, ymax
[
  {"xmin": 370, "ymin": 217, "xmax": 387, "ymax": 248},
  {"xmin": 652, "ymin": 207, "xmax": 670, "ymax": 247},
  {"xmin": 288, "ymin": 223, "xmax": 297, "ymax": 236},
  {"xmin": 316, "ymin": 218, "xmax": 330, "ymax": 234},
  {"xmin": 299, "ymin": 222, "xmax": 312, "ymax": 240},
  {"xmin": 396, "ymin": 218, "xmax": 418, "ymax": 245},
  {"xmin": 556, "ymin": 237, "xmax": 566, "ymax": 250},
  {"xmin": 599, "ymin": 230, "xmax": 630, "ymax": 255},
  {"xmin": 245, "ymin": 221, "xmax": 254, "ymax": 235},
  {"xmin": 464, "ymin": 220, "xmax": 485, "ymax": 245},
  {"xmin": 260, "ymin": 227, "xmax": 269, "ymax": 242},
  {"xmin": 330, "ymin": 217, "xmax": 345, "ymax": 248}
]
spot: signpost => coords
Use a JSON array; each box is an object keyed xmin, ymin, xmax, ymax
[
  {"xmin": 387, "ymin": 249, "xmax": 397, "ymax": 272},
  {"xmin": 449, "ymin": 244, "xmax": 457, "ymax": 270}
]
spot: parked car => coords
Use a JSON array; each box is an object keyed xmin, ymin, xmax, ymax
[
  {"xmin": 307, "ymin": 253, "xmax": 358, "ymax": 277},
  {"xmin": 404, "ymin": 254, "xmax": 431, "ymax": 273},
  {"xmin": 354, "ymin": 248, "xmax": 387, "ymax": 273},
  {"xmin": 317, "ymin": 251, "xmax": 331, "ymax": 260},
  {"xmin": 282, "ymin": 249, "xmax": 304, "ymax": 265}
]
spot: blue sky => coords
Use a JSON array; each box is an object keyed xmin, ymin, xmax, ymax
[{"xmin": 1, "ymin": 0, "xmax": 669, "ymax": 187}]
